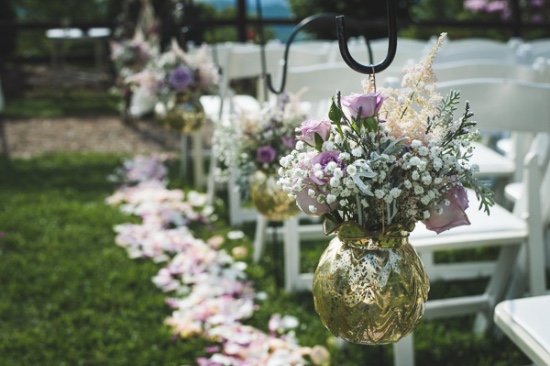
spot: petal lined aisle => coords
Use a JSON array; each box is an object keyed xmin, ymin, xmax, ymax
[{"xmin": 106, "ymin": 153, "xmax": 330, "ymax": 366}]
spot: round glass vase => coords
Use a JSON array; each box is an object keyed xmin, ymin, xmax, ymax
[
  {"xmin": 312, "ymin": 221, "xmax": 430, "ymax": 345},
  {"xmin": 250, "ymin": 169, "xmax": 300, "ymax": 222},
  {"xmin": 155, "ymin": 92, "xmax": 205, "ymax": 134}
]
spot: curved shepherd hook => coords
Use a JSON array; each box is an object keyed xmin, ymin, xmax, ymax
[
  {"xmin": 255, "ymin": 0, "xmax": 373, "ymax": 96},
  {"xmin": 336, "ymin": 0, "xmax": 397, "ymax": 74},
  {"xmin": 264, "ymin": 13, "xmax": 372, "ymax": 95}
]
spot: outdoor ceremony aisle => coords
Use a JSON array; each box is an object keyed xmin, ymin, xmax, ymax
[{"xmin": 106, "ymin": 153, "xmax": 331, "ymax": 365}]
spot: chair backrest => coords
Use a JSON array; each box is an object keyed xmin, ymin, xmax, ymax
[
  {"xmin": 513, "ymin": 132, "xmax": 550, "ymax": 295},
  {"xmin": 436, "ymin": 78, "xmax": 550, "ymax": 135},
  {"xmin": 437, "ymin": 78, "xmax": 550, "ymax": 184},
  {"xmin": 435, "ymin": 38, "xmax": 518, "ymax": 64},
  {"xmin": 434, "ymin": 60, "xmax": 550, "ymax": 83}
]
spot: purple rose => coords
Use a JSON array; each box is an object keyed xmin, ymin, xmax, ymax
[
  {"xmin": 295, "ymin": 178, "xmax": 338, "ymax": 216},
  {"xmin": 282, "ymin": 135, "xmax": 296, "ymax": 148},
  {"xmin": 295, "ymin": 119, "xmax": 331, "ymax": 146},
  {"xmin": 423, "ymin": 185, "xmax": 471, "ymax": 234},
  {"xmin": 168, "ymin": 65, "xmax": 195, "ymax": 92},
  {"xmin": 341, "ymin": 92, "xmax": 384, "ymax": 119},
  {"xmin": 309, "ymin": 151, "xmax": 343, "ymax": 186},
  {"xmin": 256, "ymin": 146, "xmax": 277, "ymax": 164}
]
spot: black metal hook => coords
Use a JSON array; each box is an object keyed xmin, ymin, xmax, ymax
[
  {"xmin": 265, "ymin": 14, "xmax": 339, "ymax": 95},
  {"xmin": 336, "ymin": 0, "xmax": 397, "ymax": 74},
  {"xmin": 258, "ymin": 13, "xmax": 373, "ymax": 95}
]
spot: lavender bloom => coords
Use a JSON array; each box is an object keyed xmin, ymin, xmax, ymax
[
  {"xmin": 295, "ymin": 119, "xmax": 331, "ymax": 146},
  {"xmin": 257, "ymin": 146, "xmax": 277, "ymax": 164},
  {"xmin": 309, "ymin": 151, "xmax": 343, "ymax": 186},
  {"xmin": 295, "ymin": 178, "xmax": 338, "ymax": 216},
  {"xmin": 168, "ymin": 65, "xmax": 195, "ymax": 92},
  {"xmin": 341, "ymin": 92, "xmax": 385, "ymax": 119},
  {"xmin": 423, "ymin": 185, "xmax": 470, "ymax": 234},
  {"xmin": 282, "ymin": 135, "xmax": 296, "ymax": 148}
]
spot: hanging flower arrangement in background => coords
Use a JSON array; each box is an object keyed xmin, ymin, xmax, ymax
[
  {"xmin": 214, "ymin": 93, "xmax": 306, "ymax": 221},
  {"xmin": 123, "ymin": 40, "xmax": 219, "ymax": 132}
]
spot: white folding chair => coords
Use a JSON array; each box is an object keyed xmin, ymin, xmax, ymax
[
  {"xmin": 434, "ymin": 37, "xmax": 519, "ymax": 64},
  {"xmin": 494, "ymin": 295, "xmax": 550, "ymax": 366},
  {"xmin": 203, "ymin": 42, "xmax": 268, "ymax": 226}
]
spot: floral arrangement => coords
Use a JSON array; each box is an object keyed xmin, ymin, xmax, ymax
[
  {"xmin": 107, "ymin": 154, "xmax": 330, "ymax": 365},
  {"xmin": 278, "ymin": 33, "xmax": 494, "ymax": 235},
  {"xmin": 214, "ymin": 93, "xmax": 306, "ymax": 190},
  {"xmin": 124, "ymin": 40, "xmax": 219, "ymax": 121},
  {"xmin": 109, "ymin": 32, "xmax": 158, "ymax": 79}
]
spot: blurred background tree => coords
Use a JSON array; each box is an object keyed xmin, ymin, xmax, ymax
[
  {"xmin": 0, "ymin": 0, "xmax": 17, "ymax": 60},
  {"xmin": 287, "ymin": 0, "xmax": 419, "ymax": 40}
]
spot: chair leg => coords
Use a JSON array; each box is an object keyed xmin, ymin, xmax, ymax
[
  {"xmin": 206, "ymin": 145, "xmax": 217, "ymax": 206},
  {"xmin": 191, "ymin": 130, "xmax": 205, "ymax": 188},
  {"xmin": 393, "ymin": 333, "xmax": 415, "ymax": 366},
  {"xmin": 283, "ymin": 217, "xmax": 300, "ymax": 293},
  {"xmin": 253, "ymin": 214, "xmax": 267, "ymax": 263},
  {"xmin": 179, "ymin": 133, "xmax": 188, "ymax": 180},
  {"xmin": 474, "ymin": 244, "xmax": 522, "ymax": 333}
]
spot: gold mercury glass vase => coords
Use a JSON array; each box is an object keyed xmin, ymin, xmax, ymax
[
  {"xmin": 312, "ymin": 221, "xmax": 430, "ymax": 345},
  {"xmin": 250, "ymin": 169, "xmax": 301, "ymax": 222},
  {"xmin": 156, "ymin": 92, "xmax": 205, "ymax": 134}
]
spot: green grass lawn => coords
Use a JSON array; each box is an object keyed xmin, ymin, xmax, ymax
[{"xmin": 0, "ymin": 151, "xmax": 531, "ymax": 365}]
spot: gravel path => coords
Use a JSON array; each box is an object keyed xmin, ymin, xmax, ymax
[{"xmin": 1, "ymin": 116, "xmax": 196, "ymax": 158}]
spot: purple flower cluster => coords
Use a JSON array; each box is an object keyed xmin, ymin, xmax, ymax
[{"xmin": 168, "ymin": 65, "xmax": 195, "ymax": 92}]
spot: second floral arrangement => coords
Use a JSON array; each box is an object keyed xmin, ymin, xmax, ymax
[{"xmin": 214, "ymin": 93, "xmax": 307, "ymax": 221}]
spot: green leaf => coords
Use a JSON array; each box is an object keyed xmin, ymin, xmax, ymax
[
  {"xmin": 328, "ymin": 100, "xmax": 342, "ymax": 122},
  {"xmin": 314, "ymin": 132, "xmax": 325, "ymax": 150}
]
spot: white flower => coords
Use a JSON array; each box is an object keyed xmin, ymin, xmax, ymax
[
  {"xmin": 322, "ymin": 140, "xmax": 335, "ymax": 151},
  {"xmin": 351, "ymin": 147, "xmax": 363, "ymax": 157},
  {"xmin": 415, "ymin": 144, "xmax": 427, "ymax": 154},
  {"xmin": 411, "ymin": 140, "xmax": 423, "ymax": 149},
  {"xmin": 409, "ymin": 156, "xmax": 421, "ymax": 166},
  {"xmin": 339, "ymin": 152, "xmax": 351, "ymax": 161},
  {"xmin": 346, "ymin": 165, "xmax": 357, "ymax": 176},
  {"xmin": 421, "ymin": 174, "xmax": 432, "ymax": 185},
  {"xmin": 389, "ymin": 188, "xmax": 402, "ymax": 198},
  {"xmin": 326, "ymin": 194, "xmax": 337, "ymax": 204}
]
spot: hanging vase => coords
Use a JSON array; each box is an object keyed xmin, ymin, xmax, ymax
[
  {"xmin": 250, "ymin": 169, "xmax": 300, "ymax": 222},
  {"xmin": 312, "ymin": 221, "xmax": 430, "ymax": 345},
  {"xmin": 155, "ymin": 92, "xmax": 205, "ymax": 134}
]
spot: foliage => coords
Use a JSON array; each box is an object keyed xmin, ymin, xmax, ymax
[
  {"xmin": 403, "ymin": 0, "xmax": 550, "ymax": 40},
  {"xmin": 287, "ymin": 0, "xmax": 417, "ymax": 40}
]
